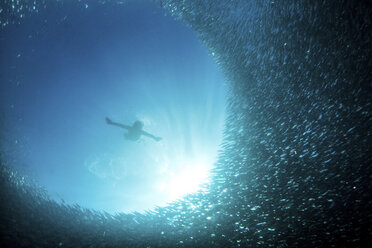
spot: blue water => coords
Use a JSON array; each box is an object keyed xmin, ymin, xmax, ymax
[
  {"xmin": 0, "ymin": 0, "xmax": 370, "ymax": 247},
  {"xmin": 0, "ymin": 1, "xmax": 226, "ymax": 213}
]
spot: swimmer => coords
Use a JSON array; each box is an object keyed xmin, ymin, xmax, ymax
[{"xmin": 105, "ymin": 117, "xmax": 162, "ymax": 142}]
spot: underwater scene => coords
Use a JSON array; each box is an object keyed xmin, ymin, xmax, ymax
[
  {"xmin": 0, "ymin": 0, "xmax": 227, "ymax": 215},
  {"xmin": 0, "ymin": 0, "xmax": 371, "ymax": 247}
]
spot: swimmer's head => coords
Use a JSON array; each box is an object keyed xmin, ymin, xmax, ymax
[{"xmin": 133, "ymin": 120, "xmax": 144, "ymax": 129}]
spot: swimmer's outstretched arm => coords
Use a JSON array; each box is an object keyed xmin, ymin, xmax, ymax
[
  {"xmin": 105, "ymin": 117, "xmax": 131, "ymax": 130},
  {"xmin": 141, "ymin": 130, "xmax": 162, "ymax": 142}
]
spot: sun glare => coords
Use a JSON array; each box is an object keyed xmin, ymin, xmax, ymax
[{"xmin": 158, "ymin": 160, "xmax": 212, "ymax": 200}]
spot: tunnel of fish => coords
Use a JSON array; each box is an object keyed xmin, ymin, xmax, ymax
[{"xmin": 0, "ymin": 0, "xmax": 371, "ymax": 247}]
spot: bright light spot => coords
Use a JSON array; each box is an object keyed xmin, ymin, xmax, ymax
[
  {"xmin": 160, "ymin": 159, "xmax": 211, "ymax": 200},
  {"xmin": 158, "ymin": 182, "xmax": 166, "ymax": 192}
]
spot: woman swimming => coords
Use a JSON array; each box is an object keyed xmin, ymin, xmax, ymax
[{"xmin": 105, "ymin": 117, "xmax": 162, "ymax": 142}]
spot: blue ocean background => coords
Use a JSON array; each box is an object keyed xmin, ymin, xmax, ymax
[
  {"xmin": 0, "ymin": 0, "xmax": 226, "ymax": 213},
  {"xmin": 0, "ymin": 0, "xmax": 370, "ymax": 247}
]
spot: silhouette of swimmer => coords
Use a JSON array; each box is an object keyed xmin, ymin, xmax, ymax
[{"xmin": 105, "ymin": 117, "xmax": 162, "ymax": 142}]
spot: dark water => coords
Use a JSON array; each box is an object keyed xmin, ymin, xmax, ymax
[{"xmin": 1, "ymin": 0, "xmax": 371, "ymax": 247}]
